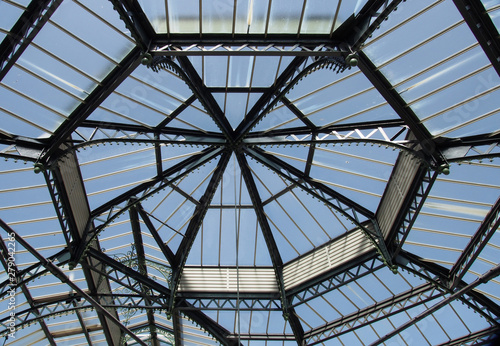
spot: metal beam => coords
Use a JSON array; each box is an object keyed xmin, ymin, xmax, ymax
[
  {"xmin": 129, "ymin": 202, "xmax": 160, "ymax": 346},
  {"xmin": 289, "ymin": 254, "xmax": 383, "ymax": 306},
  {"xmin": 0, "ymin": 0, "xmax": 62, "ymax": 82},
  {"xmin": 371, "ymin": 263, "xmax": 500, "ymax": 345},
  {"xmin": 236, "ymin": 151, "xmax": 305, "ymax": 345},
  {"xmin": 234, "ymin": 56, "xmax": 307, "ymax": 141},
  {"xmin": 357, "ymin": 52, "xmax": 443, "ymax": 166},
  {"xmin": 245, "ymin": 119, "xmax": 407, "ymax": 138},
  {"xmin": 42, "ymin": 148, "xmax": 123, "ymax": 345},
  {"xmin": 136, "ymin": 204, "xmax": 176, "ymax": 266},
  {"xmin": 169, "ymin": 151, "xmax": 231, "ymax": 312},
  {"xmin": 436, "ymin": 326, "xmax": 500, "ymax": 345},
  {"xmin": 439, "ymin": 132, "xmax": 500, "ymax": 162},
  {"xmin": 304, "ymin": 283, "xmax": 444, "ymax": 345},
  {"xmin": 86, "ymin": 248, "xmax": 241, "ymax": 346},
  {"xmin": 0, "ymin": 233, "xmax": 57, "ymax": 345},
  {"xmin": 42, "ymin": 47, "xmax": 142, "ymax": 162},
  {"xmin": 385, "ymin": 162, "xmax": 438, "ymax": 258},
  {"xmin": 108, "ymin": 0, "xmax": 153, "ymax": 51},
  {"xmin": 152, "ymin": 43, "xmax": 343, "ymax": 57},
  {"xmin": 453, "ymin": 0, "xmax": 500, "ymax": 76},
  {"xmin": 244, "ymin": 147, "xmax": 396, "ymax": 269},
  {"xmin": 450, "ymin": 196, "xmax": 500, "ymax": 288},
  {"xmin": 178, "ymin": 307, "xmax": 242, "ymax": 346},
  {"xmin": 154, "ymin": 33, "xmax": 345, "ymax": 45},
  {"xmin": 351, "ymin": 0, "xmax": 405, "ymax": 50},
  {"xmin": 397, "ymin": 251, "xmax": 500, "ymax": 324},
  {"xmin": 0, "ymin": 220, "xmax": 148, "ymax": 346},
  {"xmin": 175, "ymin": 56, "xmax": 234, "ymax": 139},
  {"xmin": 74, "ymin": 146, "xmax": 223, "ymax": 264}
]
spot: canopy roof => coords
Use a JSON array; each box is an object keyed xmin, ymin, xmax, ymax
[{"xmin": 1, "ymin": 0, "xmax": 499, "ymax": 345}]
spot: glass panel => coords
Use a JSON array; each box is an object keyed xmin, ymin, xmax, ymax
[
  {"xmin": 246, "ymin": 0, "xmax": 270, "ymax": 34},
  {"xmin": 301, "ymin": 0, "xmax": 339, "ymax": 34},
  {"xmin": 138, "ymin": 0, "xmax": 167, "ymax": 32},
  {"xmin": 267, "ymin": 0, "xmax": 303, "ymax": 34},
  {"xmin": 202, "ymin": 0, "xmax": 234, "ymax": 33},
  {"xmin": 0, "ymin": 1, "xmax": 24, "ymax": 32},
  {"xmin": 167, "ymin": 0, "xmax": 200, "ymax": 33}
]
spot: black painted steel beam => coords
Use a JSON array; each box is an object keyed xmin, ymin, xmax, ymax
[
  {"xmin": 156, "ymin": 94, "xmax": 197, "ymax": 128},
  {"xmin": 236, "ymin": 151, "xmax": 305, "ymax": 345},
  {"xmin": 388, "ymin": 166, "xmax": 438, "ymax": 258},
  {"xmin": 288, "ymin": 253, "xmax": 382, "ymax": 305},
  {"xmin": 234, "ymin": 56, "xmax": 308, "ymax": 141},
  {"xmin": 74, "ymin": 147, "xmax": 223, "ymax": 264},
  {"xmin": 87, "ymin": 248, "xmax": 240, "ymax": 346},
  {"xmin": 175, "ymin": 56, "xmax": 234, "ymax": 139},
  {"xmin": 129, "ymin": 202, "xmax": 160, "ymax": 346},
  {"xmin": 450, "ymin": 196, "xmax": 500, "ymax": 288},
  {"xmin": 351, "ymin": 0, "xmax": 405, "ymax": 50},
  {"xmin": 108, "ymin": 0, "xmax": 153, "ymax": 51},
  {"xmin": 169, "ymin": 151, "xmax": 231, "ymax": 312},
  {"xmin": 439, "ymin": 132, "xmax": 500, "ymax": 162},
  {"xmin": 453, "ymin": 0, "xmax": 500, "ymax": 76},
  {"xmin": 245, "ymin": 119, "xmax": 406, "ymax": 138},
  {"xmin": 305, "ymin": 283, "xmax": 443, "ymax": 345},
  {"xmin": 371, "ymin": 264, "xmax": 500, "ymax": 345},
  {"xmin": 0, "ymin": 233, "xmax": 57, "ymax": 345},
  {"xmin": 281, "ymin": 97, "xmax": 315, "ymax": 129},
  {"xmin": 357, "ymin": 52, "xmax": 443, "ymax": 166},
  {"xmin": 397, "ymin": 251, "xmax": 500, "ymax": 324},
  {"xmin": 0, "ymin": 220, "xmax": 148, "ymax": 346},
  {"xmin": 179, "ymin": 307, "xmax": 242, "ymax": 346},
  {"xmin": 42, "ymin": 47, "xmax": 142, "ymax": 162},
  {"xmin": 137, "ymin": 204, "xmax": 176, "ymax": 266},
  {"xmin": 172, "ymin": 309, "xmax": 182, "ymax": 346},
  {"xmin": 0, "ymin": 0, "xmax": 62, "ymax": 82}
]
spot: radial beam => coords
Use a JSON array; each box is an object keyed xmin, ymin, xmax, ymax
[
  {"xmin": 108, "ymin": 0, "xmax": 153, "ymax": 51},
  {"xmin": 0, "ymin": 220, "xmax": 148, "ymax": 346},
  {"xmin": 0, "ymin": 0, "xmax": 62, "ymax": 82},
  {"xmin": 234, "ymin": 56, "xmax": 308, "ymax": 141},
  {"xmin": 357, "ymin": 52, "xmax": 443, "ymax": 166},
  {"xmin": 129, "ymin": 202, "xmax": 160, "ymax": 346},
  {"xmin": 42, "ymin": 47, "xmax": 142, "ymax": 161},
  {"xmin": 236, "ymin": 151, "xmax": 305, "ymax": 345},
  {"xmin": 73, "ymin": 147, "xmax": 223, "ymax": 264},
  {"xmin": 453, "ymin": 0, "xmax": 500, "ymax": 76},
  {"xmin": 136, "ymin": 204, "xmax": 176, "ymax": 266},
  {"xmin": 169, "ymin": 151, "xmax": 231, "ymax": 313},
  {"xmin": 244, "ymin": 146, "xmax": 395, "ymax": 269},
  {"xmin": 175, "ymin": 56, "xmax": 234, "ymax": 139}
]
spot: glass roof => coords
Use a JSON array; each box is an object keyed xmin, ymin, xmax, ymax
[{"xmin": 1, "ymin": 0, "xmax": 499, "ymax": 345}]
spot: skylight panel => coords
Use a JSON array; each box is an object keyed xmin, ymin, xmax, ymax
[
  {"xmin": 137, "ymin": 0, "xmax": 167, "ymax": 33},
  {"xmin": 267, "ymin": 0, "xmax": 303, "ymax": 34},
  {"xmin": 0, "ymin": 1, "xmax": 25, "ymax": 33},
  {"xmin": 166, "ymin": 0, "xmax": 200, "ymax": 33},
  {"xmin": 201, "ymin": 0, "xmax": 234, "ymax": 33}
]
